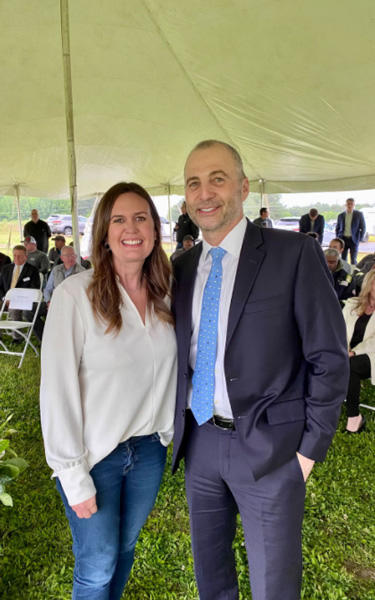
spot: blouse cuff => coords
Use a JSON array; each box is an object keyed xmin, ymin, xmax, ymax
[{"xmin": 54, "ymin": 462, "xmax": 96, "ymax": 506}]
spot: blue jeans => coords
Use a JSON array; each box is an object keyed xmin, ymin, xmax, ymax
[{"xmin": 56, "ymin": 434, "xmax": 167, "ymax": 600}]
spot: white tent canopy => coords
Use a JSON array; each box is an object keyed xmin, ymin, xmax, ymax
[{"xmin": 1, "ymin": 0, "xmax": 375, "ymax": 200}]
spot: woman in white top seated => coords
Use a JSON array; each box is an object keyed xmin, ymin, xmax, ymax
[
  {"xmin": 342, "ymin": 269, "xmax": 375, "ymax": 433},
  {"xmin": 40, "ymin": 182, "xmax": 177, "ymax": 600}
]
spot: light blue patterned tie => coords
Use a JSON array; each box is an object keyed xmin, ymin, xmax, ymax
[{"xmin": 192, "ymin": 247, "xmax": 226, "ymax": 425}]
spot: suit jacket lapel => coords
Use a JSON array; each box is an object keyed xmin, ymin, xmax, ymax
[
  {"xmin": 175, "ymin": 243, "xmax": 202, "ymax": 362},
  {"xmin": 226, "ymin": 221, "xmax": 265, "ymax": 349}
]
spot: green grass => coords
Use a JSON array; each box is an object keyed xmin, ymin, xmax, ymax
[{"xmin": 0, "ymin": 348, "xmax": 375, "ymax": 599}]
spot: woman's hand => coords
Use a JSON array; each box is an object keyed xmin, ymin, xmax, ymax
[
  {"xmin": 349, "ymin": 350, "xmax": 356, "ymax": 357},
  {"xmin": 71, "ymin": 495, "xmax": 97, "ymax": 519}
]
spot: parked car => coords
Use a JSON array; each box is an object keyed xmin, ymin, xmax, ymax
[
  {"xmin": 274, "ymin": 217, "xmax": 300, "ymax": 232},
  {"xmin": 160, "ymin": 216, "xmax": 174, "ymax": 239},
  {"xmin": 47, "ymin": 214, "xmax": 87, "ymax": 235}
]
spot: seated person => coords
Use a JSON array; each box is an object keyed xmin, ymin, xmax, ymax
[
  {"xmin": 0, "ymin": 251, "xmax": 11, "ymax": 274},
  {"xmin": 324, "ymin": 248, "xmax": 355, "ymax": 305},
  {"xmin": 253, "ymin": 207, "xmax": 273, "ymax": 228},
  {"xmin": 44, "ymin": 246, "xmax": 85, "ymax": 304},
  {"xmin": 0, "ymin": 245, "xmax": 44, "ymax": 343},
  {"xmin": 342, "ymin": 270, "xmax": 375, "ymax": 433},
  {"xmin": 356, "ymin": 251, "xmax": 375, "ymax": 275},
  {"xmin": 170, "ymin": 234, "xmax": 196, "ymax": 262},
  {"xmin": 48, "ymin": 235, "xmax": 66, "ymax": 268},
  {"xmin": 68, "ymin": 242, "xmax": 92, "ymax": 269},
  {"xmin": 24, "ymin": 236, "xmax": 50, "ymax": 278},
  {"xmin": 329, "ymin": 238, "xmax": 353, "ymax": 274}
]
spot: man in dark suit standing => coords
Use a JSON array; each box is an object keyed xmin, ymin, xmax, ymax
[
  {"xmin": 172, "ymin": 140, "xmax": 348, "ymax": 600},
  {"xmin": 0, "ymin": 244, "xmax": 43, "ymax": 342},
  {"xmin": 299, "ymin": 208, "xmax": 325, "ymax": 244},
  {"xmin": 335, "ymin": 198, "xmax": 366, "ymax": 264}
]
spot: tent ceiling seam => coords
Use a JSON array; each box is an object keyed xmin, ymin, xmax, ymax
[{"xmin": 141, "ymin": 0, "xmax": 262, "ymax": 180}]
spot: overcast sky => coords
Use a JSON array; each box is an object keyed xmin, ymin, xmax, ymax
[{"xmin": 281, "ymin": 189, "xmax": 375, "ymax": 208}]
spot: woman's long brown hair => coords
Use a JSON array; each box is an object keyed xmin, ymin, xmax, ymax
[{"xmin": 87, "ymin": 182, "xmax": 173, "ymax": 334}]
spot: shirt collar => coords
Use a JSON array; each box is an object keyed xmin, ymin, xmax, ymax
[{"xmin": 201, "ymin": 216, "xmax": 247, "ymax": 261}]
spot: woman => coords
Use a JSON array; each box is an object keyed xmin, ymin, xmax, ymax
[
  {"xmin": 40, "ymin": 182, "xmax": 177, "ymax": 599},
  {"xmin": 342, "ymin": 269, "xmax": 375, "ymax": 433}
]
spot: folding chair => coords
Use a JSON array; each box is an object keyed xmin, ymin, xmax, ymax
[{"xmin": 0, "ymin": 287, "xmax": 43, "ymax": 368}]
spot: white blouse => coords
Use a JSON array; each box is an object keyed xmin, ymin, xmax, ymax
[{"xmin": 40, "ymin": 269, "xmax": 177, "ymax": 506}]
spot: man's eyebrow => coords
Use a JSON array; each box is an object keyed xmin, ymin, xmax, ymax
[{"xmin": 185, "ymin": 170, "xmax": 229, "ymax": 185}]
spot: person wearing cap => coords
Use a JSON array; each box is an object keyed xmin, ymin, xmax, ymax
[
  {"xmin": 170, "ymin": 234, "xmax": 196, "ymax": 262},
  {"xmin": 24, "ymin": 236, "xmax": 50, "ymax": 278},
  {"xmin": 23, "ymin": 209, "xmax": 51, "ymax": 254},
  {"xmin": 48, "ymin": 235, "xmax": 66, "ymax": 268},
  {"xmin": 44, "ymin": 246, "xmax": 85, "ymax": 304}
]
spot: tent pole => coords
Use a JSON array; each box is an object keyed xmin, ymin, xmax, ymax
[
  {"xmin": 167, "ymin": 184, "xmax": 173, "ymax": 253},
  {"xmin": 60, "ymin": 0, "xmax": 80, "ymax": 260},
  {"xmin": 14, "ymin": 184, "xmax": 22, "ymax": 241}
]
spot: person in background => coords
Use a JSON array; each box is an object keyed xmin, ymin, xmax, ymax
[
  {"xmin": 40, "ymin": 181, "xmax": 177, "ymax": 600},
  {"xmin": 253, "ymin": 207, "xmax": 273, "ymax": 228},
  {"xmin": 23, "ymin": 209, "xmax": 51, "ymax": 254},
  {"xmin": 24, "ymin": 236, "xmax": 50, "ymax": 279},
  {"xmin": 324, "ymin": 248, "xmax": 355, "ymax": 306},
  {"xmin": 335, "ymin": 198, "xmax": 366, "ymax": 265},
  {"xmin": 44, "ymin": 246, "xmax": 85, "ymax": 304},
  {"xmin": 174, "ymin": 200, "xmax": 199, "ymax": 248},
  {"xmin": 342, "ymin": 270, "xmax": 375, "ymax": 433},
  {"xmin": 68, "ymin": 242, "xmax": 92, "ymax": 269},
  {"xmin": 0, "ymin": 251, "xmax": 11, "ymax": 274},
  {"xmin": 170, "ymin": 234, "xmax": 196, "ymax": 262},
  {"xmin": 0, "ymin": 245, "xmax": 43, "ymax": 343},
  {"xmin": 48, "ymin": 235, "xmax": 66, "ymax": 268},
  {"xmin": 299, "ymin": 208, "xmax": 325, "ymax": 244},
  {"xmin": 329, "ymin": 238, "xmax": 353, "ymax": 274},
  {"xmin": 172, "ymin": 139, "xmax": 348, "ymax": 600}
]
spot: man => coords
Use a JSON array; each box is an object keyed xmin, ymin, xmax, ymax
[
  {"xmin": 299, "ymin": 208, "xmax": 325, "ymax": 244},
  {"xmin": 324, "ymin": 248, "xmax": 355, "ymax": 305},
  {"xmin": 335, "ymin": 198, "xmax": 366, "ymax": 264},
  {"xmin": 23, "ymin": 209, "xmax": 51, "ymax": 254},
  {"xmin": 174, "ymin": 200, "xmax": 199, "ymax": 248},
  {"xmin": 329, "ymin": 238, "xmax": 353, "ymax": 274},
  {"xmin": 0, "ymin": 251, "xmax": 11, "ymax": 274},
  {"xmin": 170, "ymin": 234, "xmax": 195, "ymax": 262},
  {"xmin": 0, "ymin": 245, "xmax": 43, "ymax": 342},
  {"xmin": 44, "ymin": 246, "xmax": 85, "ymax": 303},
  {"xmin": 48, "ymin": 235, "xmax": 66, "ymax": 268},
  {"xmin": 172, "ymin": 140, "xmax": 348, "ymax": 600},
  {"xmin": 253, "ymin": 207, "xmax": 273, "ymax": 228},
  {"xmin": 24, "ymin": 236, "xmax": 50, "ymax": 278}
]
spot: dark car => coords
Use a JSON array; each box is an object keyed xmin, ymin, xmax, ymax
[{"xmin": 47, "ymin": 214, "xmax": 87, "ymax": 235}]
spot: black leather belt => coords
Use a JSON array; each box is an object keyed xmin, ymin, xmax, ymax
[{"xmin": 209, "ymin": 415, "xmax": 235, "ymax": 430}]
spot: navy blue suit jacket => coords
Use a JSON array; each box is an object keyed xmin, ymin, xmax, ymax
[
  {"xmin": 299, "ymin": 213, "xmax": 325, "ymax": 244},
  {"xmin": 172, "ymin": 220, "xmax": 348, "ymax": 479},
  {"xmin": 336, "ymin": 210, "xmax": 366, "ymax": 245}
]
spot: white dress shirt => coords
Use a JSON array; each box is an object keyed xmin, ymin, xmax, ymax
[
  {"xmin": 188, "ymin": 217, "xmax": 247, "ymax": 418},
  {"xmin": 40, "ymin": 269, "xmax": 177, "ymax": 505}
]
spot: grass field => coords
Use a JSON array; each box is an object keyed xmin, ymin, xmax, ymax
[{"xmin": 0, "ymin": 345, "xmax": 375, "ymax": 599}]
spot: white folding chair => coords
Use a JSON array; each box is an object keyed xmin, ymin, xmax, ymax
[{"xmin": 0, "ymin": 288, "xmax": 43, "ymax": 368}]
